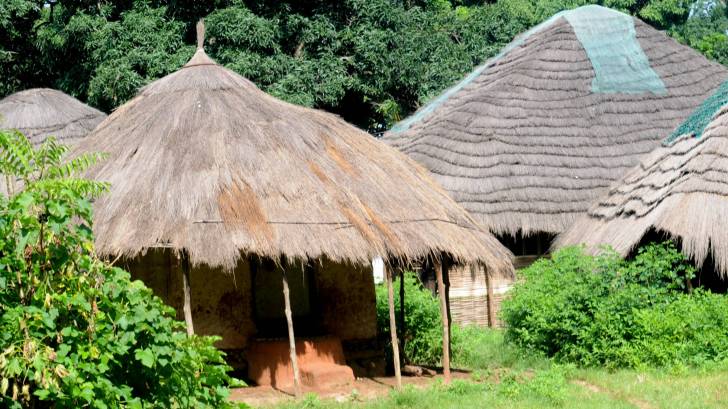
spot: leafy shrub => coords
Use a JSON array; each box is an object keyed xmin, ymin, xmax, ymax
[
  {"xmin": 374, "ymin": 271, "xmax": 443, "ymax": 366},
  {"xmin": 501, "ymin": 242, "xmax": 728, "ymax": 368},
  {"xmin": 622, "ymin": 290, "xmax": 728, "ymax": 367},
  {"xmin": 0, "ymin": 131, "xmax": 233, "ymax": 408}
]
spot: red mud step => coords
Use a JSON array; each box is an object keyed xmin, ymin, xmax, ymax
[
  {"xmin": 248, "ymin": 336, "xmax": 355, "ymax": 389},
  {"xmin": 300, "ymin": 362, "xmax": 355, "ymax": 389}
]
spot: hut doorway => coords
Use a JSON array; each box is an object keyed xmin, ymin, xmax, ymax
[
  {"xmin": 497, "ymin": 231, "xmax": 555, "ymax": 269},
  {"xmin": 252, "ymin": 259, "xmax": 322, "ymax": 338},
  {"xmin": 632, "ymin": 229, "xmax": 728, "ymax": 293}
]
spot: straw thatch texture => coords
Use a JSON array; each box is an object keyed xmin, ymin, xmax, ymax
[
  {"xmin": 75, "ymin": 48, "xmax": 514, "ymax": 275},
  {"xmin": 384, "ymin": 7, "xmax": 727, "ymax": 237},
  {"xmin": 0, "ymin": 88, "xmax": 106, "ymax": 146},
  {"xmin": 0, "ymin": 88, "xmax": 106, "ymax": 196},
  {"xmin": 556, "ymin": 102, "xmax": 728, "ymax": 277}
]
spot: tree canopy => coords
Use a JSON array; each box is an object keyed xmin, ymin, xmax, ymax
[{"xmin": 2, "ymin": 0, "xmax": 727, "ymax": 132}]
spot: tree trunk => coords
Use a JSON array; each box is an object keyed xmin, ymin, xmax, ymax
[
  {"xmin": 435, "ymin": 259, "xmax": 451, "ymax": 383},
  {"xmin": 485, "ymin": 264, "xmax": 495, "ymax": 328},
  {"xmin": 282, "ymin": 270, "xmax": 302, "ymax": 396},
  {"xmin": 181, "ymin": 253, "xmax": 194, "ymax": 336},
  {"xmin": 386, "ymin": 264, "xmax": 402, "ymax": 389}
]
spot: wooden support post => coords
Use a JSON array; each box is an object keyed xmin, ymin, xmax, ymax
[
  {"xmin": 435, "ymin": 258, "xmax": 451, "ymax": 383},
  {"xmin": 399, "ymin": 269, "xmax": 406, "ymax": 363},
  {"xmin": 181, "ymin": 252, "xmax": 194, "ymax": 336},
  {"xmin": 443, "ymin": 259, "xmax": 452, "ymax": 359},
  {"xmin": 485, "ymin": 263, "xmax": 495, "ymax": 328},
  {"xmin": 282, "ymin": 270, "xmax": 302, "ymax": 397},
  {"xmin": 386, "ymin": 264, "xmax": 402, "ymax": 389}
]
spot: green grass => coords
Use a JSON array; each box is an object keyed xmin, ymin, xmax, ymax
[{"xmin": 265, "ymin": 328, "xmax": 728, "ymax": 409}]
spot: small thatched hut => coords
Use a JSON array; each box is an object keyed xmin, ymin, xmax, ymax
[
  {"xmin": 0, "ymin": 88, "xmax": 106, "ymax": 146},
  {"xmin": 73, "ymin": 24, "xmax": 513, "ymax": 390},
  {"xmin": 383, "ymin": 5, "xmax": 727, "ymax": 326},
  {"xmin": 0, "ymin": 88, "xmax": 106, "ymax": 195},
  {"xmin": 557, "ymin": 80, "xmax": 728, "ymax": 284}
]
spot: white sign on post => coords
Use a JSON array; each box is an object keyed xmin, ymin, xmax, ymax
[{"xmin": 372, "ymin": 256, "xmax": 384, "ymax": 284}]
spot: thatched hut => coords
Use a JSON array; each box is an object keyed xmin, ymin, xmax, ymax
[
  {"xmin": 557, "ymin": 80, "xmax": 728, "ymax": 284},
  {"xmin": 0, "ymin": 88, "xmax": 106, "ymax": 195},
  {"xmin": 73, "ymin": 24, "xmax": 513, "ymax": 390},
  {"xmin": 0, "ymin": 88, "xmax": 106, "ymax": 145},
  {"xmin": 383, "ymin": 5, "xmax": 727, "ymax": 326}
]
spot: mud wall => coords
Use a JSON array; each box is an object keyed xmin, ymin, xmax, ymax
[
  {"xmin": 123, "ymin": 252, "xmax": 377, "ymax": 348},
  {"xmin": 122, "ymin": 250, "xmax": 255, "ymax": 350},
  {"xmin": 314, "ymin": 258, "xmax": 377, "ymax": 341}
]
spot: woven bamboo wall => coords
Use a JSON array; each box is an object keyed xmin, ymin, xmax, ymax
[{"xmin": 449, "ymin": 256, "xmax": 538, "ymax": 327}]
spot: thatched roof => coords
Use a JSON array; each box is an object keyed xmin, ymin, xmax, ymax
[
  {"xmin": 0, "ymin": 88, "xmax": 106, "ymax": 146},
  {"xmin": 556, "ymin": 81, "xmax": 728, "ymax": 277},
  {"xmin": 73, "ymin": 37, "xmax": 514, "ymax": 275},
  {"xmin": 383, "ymin": 5, "xmax": 728, "ymax": 237}
]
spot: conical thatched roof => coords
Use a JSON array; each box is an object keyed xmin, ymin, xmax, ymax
[
  {"xmin": 384, "ymin": 5, "xmax": 728, "ymax": 237},
  {"xmin": 74, "ymin": 40, "xmax": 514, "ymax": 275},
  {"xmin": 0, "ymin": 88, "xmax": 106, "ymax": 196},
  {"xmin": 0, "ymin": 88, "xmax": 106, "ymax": 146},
  {"xmin": 556, "ymin": 81, "xmax": 728, "ymax": 277}
]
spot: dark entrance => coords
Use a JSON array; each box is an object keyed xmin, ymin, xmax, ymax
[{"xmin": 251, "ymin": 258, "xmax": 322, "ymax": 337}]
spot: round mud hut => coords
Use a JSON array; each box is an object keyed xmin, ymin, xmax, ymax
[
  {"xmin": 383, "ymin": 5, "xmax": 728, "ymax": 326},
  {"xmin": 557, "ymin": 80, "xmax": 728, "ymax": 287},
  {"xmin": 73, "ymin": 23, "xmax": 513, "ymax": 392},
  {"xmin": 0, "ymin": 88, "xmax": 107, "ymax": 195}
]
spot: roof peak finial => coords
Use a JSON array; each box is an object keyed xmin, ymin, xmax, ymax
[{"xmin": 196, "ymin": 19, "xmax": 205, "ymax": 50}]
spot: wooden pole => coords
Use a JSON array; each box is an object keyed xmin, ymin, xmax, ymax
[
  {"xmin": 386, "ymin": 264, "xmax": 402, "ymax": 389},
  {"xmin": 181, "ymin": 252, "xmax": 194, "ymax": 336},
  {"xmin": 485, "ymin": 263, "xmax": 495, "ymax": 328},
  {"xmin": 435, "ymin": 258, "xmax": 451, "ymax": 383},
  {"xmin": 398, "ymin": 268, "xmax": 406, "ymax": 363},
  {"xmin": 443, "ymin": 259, "xmax": 452, "ymax": 359},
  {"xmin": 281, "ymin": 269, "xmax": 302, "ymax": 397}
]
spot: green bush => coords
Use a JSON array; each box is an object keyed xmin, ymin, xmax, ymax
[
  {"xmin": 501, "ymin": 242, "xmax": 728, "ymax": 368},
  {"xmin": 374, "ymin": 271, "xmax": 443, "ymax": 366},
  {"xmin": 623, "ymin": 291, "xmax": 728, "ymax": 367},
  {"xmin": 0, "ymin": 130, "xmax": 233, "ymax": 408}
]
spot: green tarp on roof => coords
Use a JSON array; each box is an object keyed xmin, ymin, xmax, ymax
[{"xmin": 666, "ymin": 80, "xmax": 728, "ymax": 143}]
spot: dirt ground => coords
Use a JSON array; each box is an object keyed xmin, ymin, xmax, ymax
[{"xmin": 229, "ymin": 371, "xmax": 472, "ymax": 407}]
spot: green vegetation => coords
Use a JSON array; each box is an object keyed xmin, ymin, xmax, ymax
[
  {"xmin": 373, "ymin": 272, "xmax": 542, "ymax": 369},
  {"xmin": 353, "ymin": 244, "xmax": 728, "ymax": 409},
  {"xmin": 268, "ymin": 329, "xmax": 728, "ymax": 408},
  {"xmin": 502, "ymin": 242, "xmax": 728, "ymax": 368},
  {"xmin": 2, "ymin": 1, "xmax": 727, "ymax": 131},
  {"xmin": 0, "ymin": 130, "xmax": 233, "ymax": 408},
  {"xmin": 374, "ymin": 272, "xmax": 444, "ymax": 366}
]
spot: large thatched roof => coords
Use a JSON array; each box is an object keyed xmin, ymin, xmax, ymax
[
  {"xmin": 74, "ymin": 39, "xmax": 514, "ymax": 274},
  {"xmin": 556, "ymin": 81, "xmax": 728, "ymax": 277},
  {"xmin": 384, "ymin": 5, "xmax": 727, "ymax": 237},
  {"xmin": 0, "ymin": 88, "xmax": 106, "ymax": 145}
]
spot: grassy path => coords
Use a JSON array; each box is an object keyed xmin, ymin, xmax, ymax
[
  {"xmin": 258, "ymin": 329, "xmax": 728, "ymax": 409},
  {"xmin": 261, "ymin": 367, "xmax": 728, "ymax": 408}
]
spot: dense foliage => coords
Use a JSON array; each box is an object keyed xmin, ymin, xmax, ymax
[
  {"xmin": 374, "ymin": 271, "xmax": 519, "ymax": 369},
  {"xmin": 501, "ymin": 243, "xmax": 728, "ymax": 368},
  {"xmin": 375, "ymin": 271, "xmax": 444, "ymax": 366},
  {"xmin": 2, "ymin": 0, "xmax": 727, "ymax": 131},
  {"xmin": 0, "ymin": 130, "xmax": 233, "ymax": 408}
]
